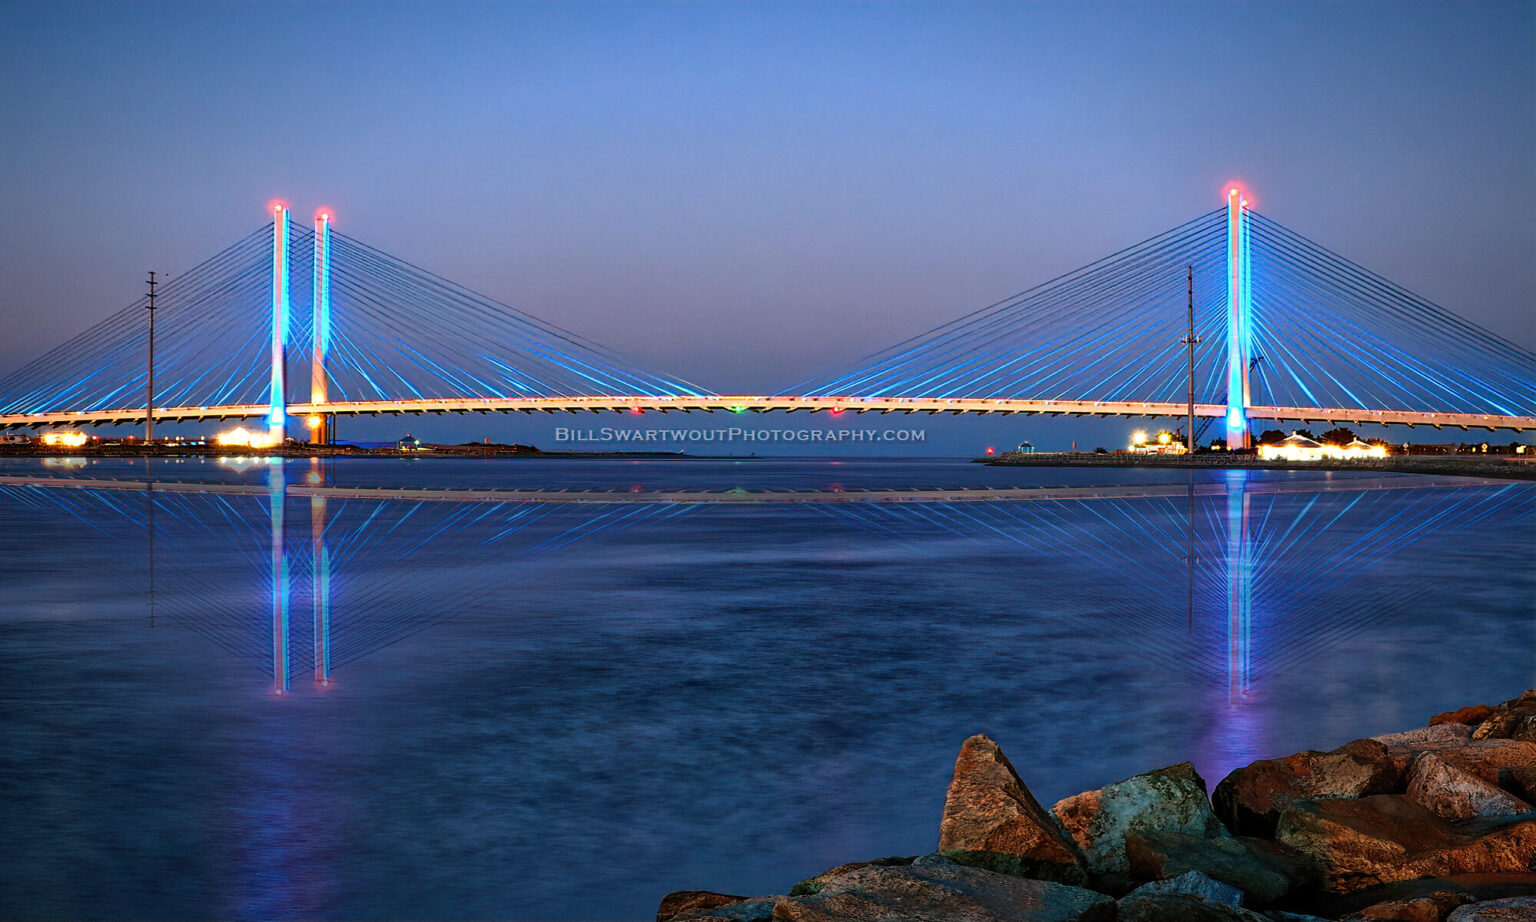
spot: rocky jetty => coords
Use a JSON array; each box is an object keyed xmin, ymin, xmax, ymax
[{"xmin": 658, "ymin": 690, "xmax": 1536, "ymax": 922}]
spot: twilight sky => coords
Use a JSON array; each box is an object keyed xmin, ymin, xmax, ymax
[{"xmin": 0, "ymin": 1, "xmax": 1531, "ymax": 451}]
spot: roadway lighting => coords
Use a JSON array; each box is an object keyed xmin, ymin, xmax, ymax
[
  {"xmin": 1131, "ymin": 430, "xmax": 1147, "ymax": 446},
  {"xmin": 306, "ymin": 415, "xmax": 323, "ymax": 429},
  {"xmin": 1157, "ymin": 432, "xmax": 1171, "ymax": 445}
]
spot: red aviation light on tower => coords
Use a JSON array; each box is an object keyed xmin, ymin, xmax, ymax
[
  {"xmin": 1223, "ymin": 181, "xmax": 1256, "ymax": 210},
  {"xmin": 269, "ymin": 198, "xmax": 289, "ymax": 217}
]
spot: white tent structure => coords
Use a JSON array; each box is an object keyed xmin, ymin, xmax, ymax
[
  {"xmin": 1259, "ymin": 433, "xmax": 1389, "ymax": 461},
  {"xmin": 1258, "ymin": 433, "xmax": 1328, "ymax": 461}
]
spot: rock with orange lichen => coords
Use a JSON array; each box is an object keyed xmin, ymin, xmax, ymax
[{"xmin": 938, "ymin": 734, "xmax": 1088, "ymax": 884}]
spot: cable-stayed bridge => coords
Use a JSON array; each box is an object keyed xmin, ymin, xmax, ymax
[{"xmin": 2, "ymin": 190, "xmax": 1533, "ymax": 442}]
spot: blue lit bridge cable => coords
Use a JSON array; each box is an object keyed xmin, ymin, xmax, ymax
[
  {"xmin": 786, "ymin": 208, "xmax": 1232, "ymax": 405},
  {"xmin": 0, "ymin": 225, "xmax": 286, "ymax": 417},
  {"xmin": 1245, "ymin": 211, "xmax": 1535, "ymax": 416},
  {"xmin": 319, "ymin": 232, "xmax": 708, "ymax": 403}
]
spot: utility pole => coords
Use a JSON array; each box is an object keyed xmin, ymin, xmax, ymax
[
  {"xmin": 1181, "ymin": 266, "xmax": 1202, "ymax": 453},
  {"xmin": 146, "ymin": 271, "xmax": 158, "ymax": 443}
]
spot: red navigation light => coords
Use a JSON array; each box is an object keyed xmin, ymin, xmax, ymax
[
  {"xmin": 630, "ymin": 406, "xmax": 643, "ymax": 415},
  {"xmin": 1223, "ymin": 180, "xmax": 1256, "ymax": 209},
  {"xmin": 985, "ymin": 446, "xmax": 995, "ymax": 455},
  {"xmin": 830, "ymin": 407, "xmax": 844, "ymax": 416}
]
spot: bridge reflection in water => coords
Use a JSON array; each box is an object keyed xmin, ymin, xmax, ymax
[{"xmin": 0, "ymin": 465, "xmax": 1524, "ymax": 705}]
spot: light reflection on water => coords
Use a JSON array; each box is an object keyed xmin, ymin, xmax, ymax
[{"xmin": 1, "ymin": 458, "xmax": 1531, "ymax": 921}]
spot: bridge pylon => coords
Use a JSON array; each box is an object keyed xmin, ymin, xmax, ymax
[
  {"xmin": 310, "ymin": 210, "xmax": 332, "ymax": 445},
  {"xmin": 1225, "ymin": 187, "xmax": 1253, "ymax": 450},
  {"xmin": 268, "ymin": 204, "xmax": 290, "ymax": 445}
]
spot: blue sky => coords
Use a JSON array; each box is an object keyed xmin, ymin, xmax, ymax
[{"xmin": 1, "ymin": 1, "xmax": 1531, "ymax": 451}]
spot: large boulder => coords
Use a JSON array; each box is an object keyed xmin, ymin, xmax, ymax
[
  {"xmin": 1379, "ymin": 725, "xmax": 1478, "ymax": 748},
  {"xmin": 1446, "ymin": 896, "xmax": 1536, "ymax": 920},
  {"xmin": 1114, "ymin": 893, "xmax": 1270, "ymax": 921},
  {"xmin": 1319, "ymin": 874, "xmax": 1536, "ymax": 920},
  {"xmin": 1438, "ymin": 741, "xmax": 1536, "ymax": 789},
  {"xmin": 1407, "ymin": 753, "xmax": 1534, "ymax": 822},
  {"xmin": 1434, "ymin": 705, "xmax": 1501, "ymax": 728},
  {"xmin": 1051, "ymin": 762, "xmax": 1226, "ymax": 876},
  {"xmin": 1124, "ymin": 829, "xmax": 1310, "ymax": 905},
  {"xmin": 1123, "ymin": 870, "xmax": 1244, "ymax": 906},
  {"xmin": 1472, "ymin": 692, "xmax": 1536, "ymax": 744},
  {"xmin": 1476, "ymin": 716, "xmax": 1536, "ymax": 745},
  {"xmin": 1430, "ymin": 690, "xmax": 1536, "ymax": 743},
  {"xmin": 1213, "ymin": 739, "xmax": 1398, "ymax": 837},
  {"xmin": 659, "ymin": 894, "xmax": 777, "ymax": 922},
  {"xmin": 1373, "ymin": 725, "xmax": 1478, "ymax": 779},
  {"xmin": 1275, "ymin": 795, "xmax": 1536, "ymax": 893},
  {"xmin": 1504, "ymin": 767, "xmax": 1536, "ymax": 804},
  {"xmin": 789, "ymin": 857, "xmax": 916, "ymax": 896},
  {"xmin": 1339, "ymin": 889, "xmax": 1475, "ymax": 921},
  {"xmin": 938, "ymin": 735, "xmax": 1088, "ymax": 884},
  {"xmin": 658, "ymin": 891, "xmax": 751, "ymax": 922},
  {"xmin": 771, "ymin": 857, "xmax": 1115, "ymax": 922}
]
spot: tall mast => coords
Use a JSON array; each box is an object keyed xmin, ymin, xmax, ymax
[{"xmin": 1182, "ymin": 265, "xmax": 1201, "ymax": 452}]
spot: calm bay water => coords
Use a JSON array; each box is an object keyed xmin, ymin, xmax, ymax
[{"xmin": 1, "ymin": 457, "xmax": 1532, "ymax": 921}]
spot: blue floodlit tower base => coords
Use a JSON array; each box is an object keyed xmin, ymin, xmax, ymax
[
  {"xmin": 268, "ymin": 205, "xmax": 291, "ymax": 445},
  {"xmin": 310, "ymin": 211, "xmax": 332, "ymax": 445},
  {"xmin": 1225, "ymin": 188, "xmax": 1253, "ymax": 450}
]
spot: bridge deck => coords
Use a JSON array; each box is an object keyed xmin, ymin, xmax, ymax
[{"xmin": 1, "ymin": 396, "xmax": 1532, "ymax": 431}]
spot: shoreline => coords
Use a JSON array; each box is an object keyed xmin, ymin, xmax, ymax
[
  {"xmin": 984, "ymin": 453, "xmax": 1536, "ymax": 482},
  {"xmin": 660, "ymin": 690, "xmax": 1536, "ymax": 922},
  {"xmin": 5, "ymin": 447, "xmax": 1534, "ymax": 479},
  {"xmin": 0, "ymin": 445, "xmax": 760, "ymax": 462}
]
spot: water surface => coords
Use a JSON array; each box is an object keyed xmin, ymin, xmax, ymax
[{"xmin": 2, "ymin": 457, "xmax": 1531, "ymax": 920}]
